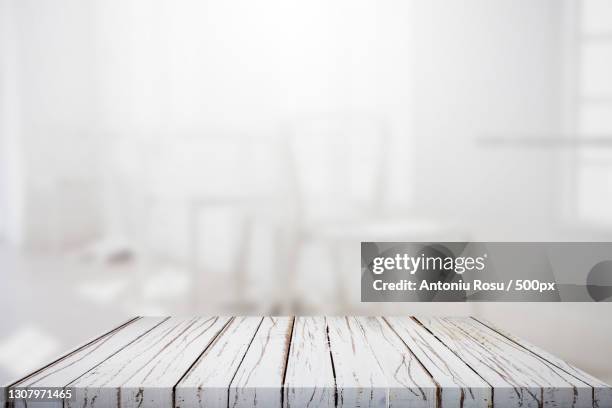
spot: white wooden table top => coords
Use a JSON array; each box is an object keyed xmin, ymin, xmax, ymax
[{"xmin": 4, "ymin": 316, "xmax": 611, "ymax": 408}]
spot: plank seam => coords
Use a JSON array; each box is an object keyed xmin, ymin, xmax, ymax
[
  {"xmin": 57, "ymin": 316, "xmax": 177, "ymax": 408},
  {"xmin": 450, "ymin": 317, "xmax": 591, "ymax": 391},
  {"xmin": 61, "ymin": 317, "xmax": 172, "ymax": 392},
  {"xmin": 353, "ymin": 318, "xmax": 393, "ymax": 408},
  {"xmin": 444, "ymin": 317, "xmax": 568, "ymax": 408},
  {"xmin": 34, "ymin": 317, "xmax": 171, "ymax": 390},
  {"xmin": 280, "ymin": 317, "xmax": 296, "ymax": 408},
  {"xmin": 438, "ymin": 317, "xmax": 580, "ymax": 408},
  {"xmin": 471, "ymin": 317, "xmax": 598, "ymax": 408},
  {"xmin": 324, "ymin": 318, "xmax": 339, "ymax": 408},
  {"xmin": 6, "ymin": 317, "xmax": 141, "ymax": 389},
  {"xmin": 72, "ymin": 317, "xmax": 227, "ymax": 407},
  {"xmin": 123, "ymin": 317, "xmax": 213, "ymax": 384},
  {"xmin": 411, "ymin": 316, "xmax": 495, "ymax": 408},
  {"xmin": 381, "ymin": 317, "xmax": 443, "ymax": 408},
  {"xmin": 171, "ymin": 316, "xmax": 235, "ymax": 408},
  {"xmin": 226, "ymin": 317, "xmax": 265, "ymax": 408},
  {"xmin": 7, "ymin": 317, "xmax": 148, "ymax": 408},
  {"xmin": 472, "ymin": 317, "xmax": 601, "ymax": 388}
]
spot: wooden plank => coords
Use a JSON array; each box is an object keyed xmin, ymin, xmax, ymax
[
  {"xmin": 385, "ymin": 316, "xmax": 491, "ymax": 407},
  {"xmin": 474, "ymin": 317, "xmax": 612, "ymax": 408},
  {"xmin": 175, "ymin": 316, "xmax": 263, "ymax": 408},
  {"xmin": 8, "ymin": 317, "xmax": 166, "ymax": 408},
  {"xmin": 66, "ymin": 316, "xmax": 230, "ymax": 408},
  {"xmin": 283, "ymin": 316, "xmax": 335, "ymax": 408},
  {"xmin": 228, "ymin": 317, "xmax": 293, "ymax": 408},
  {"xmin": 417, "ymin": 316, "xmax": 593, "ymax": 408},
  {"xmin": 12, "ymin": 317, "xmax": 165, "ymax": 388},
  {"xmin": 7, "ymin": 315, "xmax": 612, "ymax": 408},
  {"xmin": 355, "ymin": 317, "xmax": 437, "ymax": 408},
  {"xmin": 326, "ymin": 316, "xmax": 387, "ymax": 408}
]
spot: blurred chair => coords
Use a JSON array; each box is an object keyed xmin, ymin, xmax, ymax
[
  {"xmin": 283, "ymin": 113, "xmax": 456, "ymax": 312},
  {"xmin": 135, "ymin": 133, "xmax": 289, "ymax": 314},
  {"xmin": 188, "ymin": 195, "xmax": 290, "ymax": 314}
]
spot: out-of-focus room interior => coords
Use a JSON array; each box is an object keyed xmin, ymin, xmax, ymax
[{"xmin": 1, "ymin": 0, "xmax": 611, "ymax": 385}]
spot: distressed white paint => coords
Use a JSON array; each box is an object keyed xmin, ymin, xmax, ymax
[
  {"xmin": 229, "ymin": 317, "xmax": 293, "ymax": 408},
  {"xmin": 176, "ymin": 316, "xmax": 263, "ymax": 408},
  {"xmin": 10, "ymin": 317, "xmax": 166, "ymax": 408},
  {"xmin": 8, "ymin": 316, "xmax": 611, "ymax": 408},
  {"xmin": 385, "ymin": 316, "xmax": 491, "ymax": 407},
  {"xmin": 66, "ymin": 317, "xmax": 229, "ymax": 408},
  {"xmin": 355, "ymin": 317, "xmax": 437, "ymax": 408},
  {"xmin": 418, "ymin": 316, "xmax": 592, "ymax": 408},
  {"xmin": 283, "ymin": 317, "xmax": 335, "ymax": 408},
  {"xmin": 326, "ymin": 317, "xmax": 388, "ymax": 408},
  {"xmin": 474, "ymin": 317, "xmax": 612, "ymax": 408},
  {"xmin": 13, "ymin": 318, "xmax": 165, "ymax": 388}
]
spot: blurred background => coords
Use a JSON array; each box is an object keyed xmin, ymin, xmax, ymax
[{"xmin": 1, "ymin": 0, "xmax": 612, "ymax": 385}]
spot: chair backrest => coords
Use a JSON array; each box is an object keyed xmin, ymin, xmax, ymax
[{"xmin": 287, "ymin": 113, "xmax": 389, "ymax": 222}]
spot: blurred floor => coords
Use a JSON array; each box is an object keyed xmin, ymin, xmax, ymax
[{"xmin": 0, "ymin": 244, "xmax": 198, "ymax": 384}]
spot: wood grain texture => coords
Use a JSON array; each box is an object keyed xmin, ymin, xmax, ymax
[
  {"xmin": 6, "ymin": 316, "xmax": 611, "ymax": 408},
  {"xmin": 385, "ymin": 316, "xmax": 491, "ymax": 407},
  {"xmin": 66, "ymin": 317, "xmax": 230, "ymax": 408},
  {"xmin": 13, "ymin": 317, "xmax": 166, "ymax": 388},
  {"xmin": 283, "ymin": 317, "xmax": 335, "ymax": 408},
  {"xmin": 9, "ymin": 317, "xmax": 167, "ymax": 408},
  {"xmin": 474, "ymin": 317, "xmax": 612, "ymax": 408},
  {"xmin": 175, "ymin": 317, "xmax": 263, "ymax": 408},
  {"xmin": 417, "ymin": 316, "xmax": 593, "ymax": 408},
  {"xmin": 326, "ymin": 317, "xmax": 387, "ymax": 408},
  {"xmin": 355, "ymin": 317, "xmax": 437, "ymax": 408},
  {"xmin": 228, "ymin": 317, "xmax": 294, "ymax": 408}
]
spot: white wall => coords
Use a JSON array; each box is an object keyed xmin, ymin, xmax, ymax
[
  {"xmin": 2, "ymin": 0, "xmax": 418, "ymax": 253},
  {"xmin": 0, "ymin": 0, "xmax": 24, "ymax": 246},
  {"xmin": 90, "ymin": 0, "xmax": 417, "ymax": 259},
  {"xmin": 8, "ymin": 0, "xmax": 105, "ymax": 250},
  {"xmin": 11, "ymin": 0, "xmax": 574, "ymax": 250},
  {"xmin": 412, "ymin": 0, "xmax": 564, "ymax": 239}
]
